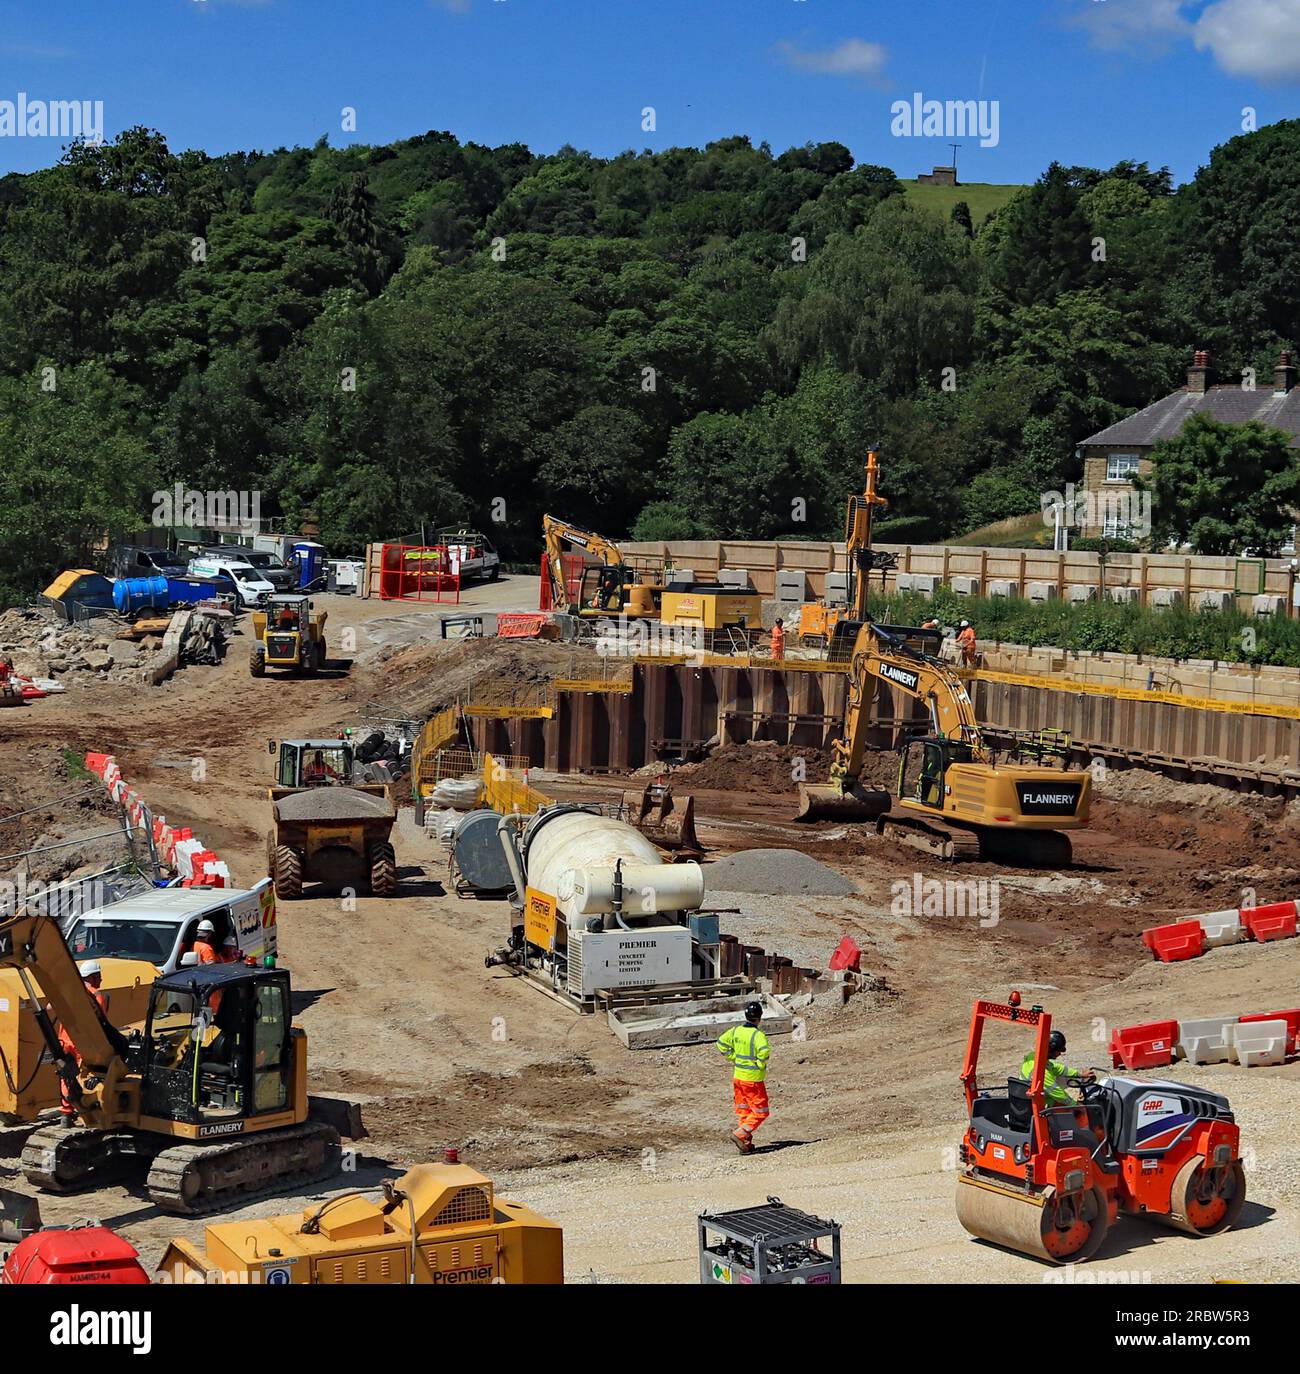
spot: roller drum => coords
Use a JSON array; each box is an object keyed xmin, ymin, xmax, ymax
[
  {"xmin": 956, "ymin": 1175, "xmax": 1109, "ymax": 1265},
  {"xmin": 1166, "ymin": 1155, "xmax": 1246, "ymax": 1237}
]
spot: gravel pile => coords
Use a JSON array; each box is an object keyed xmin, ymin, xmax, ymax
[
  {"xmin": 276, "ymin": 787, "xmax": 394, "ymax": 822},
  {"xmin": 702, "ymin": 848, "xmax": 858, "ymax": 897}
]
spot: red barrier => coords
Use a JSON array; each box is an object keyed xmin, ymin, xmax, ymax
[
  {"xmin": 497, "ymin": 613, "xmax": 548, "ymax": 639},
  {"xmin": 828, "ymin": 936, "xmax": 861, "ymax": 973},
  {"xmin": 1242, "ymin": 901, "xmax": 1298, "ymax": 942},
  {"xmin": 1140, "ymin": 920, "xmax": 1204, "ymax": 963},
  {"xmin": 1110, "ymin": 1019, "xmax": 1178, "ymax": 1070},
  {"xmin": 1239, "ymin": 1008, "xmax": 1300, "ymax": 1056}
]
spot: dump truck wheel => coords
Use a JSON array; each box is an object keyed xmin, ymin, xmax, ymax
[
  {"xmin": 273, "ymin": 845, "xmax": 303, "ymax": 900},
  {"xmin": 249, "ymin": 647, "xmax": 266, "ymax": 677},
  {"xmin": 368, "ymin": 842, "xmax": 397, "ymax": 896},
  {"xmin": 317, "ymin": 637, "xmax": 327, "ymax": 669}
]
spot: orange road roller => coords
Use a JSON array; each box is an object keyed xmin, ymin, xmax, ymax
[{"xmin": 955, "ymin": 993, "xmax": 1247, "ymax": 1264}]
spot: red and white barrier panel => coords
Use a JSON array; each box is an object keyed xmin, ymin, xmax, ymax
[
  {"xmin": 82, "ymin": 752, "xmax": 228, "ymax": 887},
  {"xmin": 1141, "ymin": 900, "xmax": 1298, "ymax": 963},
  {"xmin": 1110, "ymin": 1008, "xmax": 1300, "ymax": 1070}
]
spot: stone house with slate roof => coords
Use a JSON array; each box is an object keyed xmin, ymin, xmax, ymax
[{"xmin": 1075, "ymin": 348, "xmax": 1300, "ymax": 541}]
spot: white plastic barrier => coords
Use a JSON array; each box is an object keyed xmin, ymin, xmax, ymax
[
  {"xmin": 1230, "ymin": 1019, "xmax": 1288, "ymax": 1068},
  {"xmin": 1176, "ymin": 1015, "xmax": 1238, "ymax": 1065},
  {"xmin": 1194, "ymin": 909, "xmax": 1244, "ymax": 948},
  {"xmin": 173, "ymin": 838, "xmax": 203, "ymax": 882}
]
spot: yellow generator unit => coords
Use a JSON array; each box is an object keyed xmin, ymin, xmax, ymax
[
  {"xmin": 156, "ymin": 1153, "xmax": 564, "ymax": 1285},
  {"xmin": 0, "ymin": 959, "xmax": 158, "ymax": 1123},
  {"xmin": 659, "ymin": 582, "xmax": 761, "ymax": 632}
]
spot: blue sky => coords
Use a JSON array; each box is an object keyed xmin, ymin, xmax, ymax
[{"xmin": 1, "ymin": 0, "xmax": 1297, "ymax": 183}]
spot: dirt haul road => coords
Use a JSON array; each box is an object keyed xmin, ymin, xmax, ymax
[{"xmin": 1, "ymin": 588, "xmax": 1297, "ymax": 1283}]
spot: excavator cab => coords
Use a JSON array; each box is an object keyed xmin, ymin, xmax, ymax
[
  {"xmin": 582, "ymin": 564, "xmax": 633, "ymax": 613},
  {"xmin": 898, "ymin": 736, "xmax": 976, "ymax": 809},
  {"xmin": 142, "ymin": 965, "xmax": 294, "ymax": 1127}
]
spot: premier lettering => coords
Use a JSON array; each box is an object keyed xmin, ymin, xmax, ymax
[{"xmin": 50, "ymin": 1307, "xmax": 152, "ymax": 1356}]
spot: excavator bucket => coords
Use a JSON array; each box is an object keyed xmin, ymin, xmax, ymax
[
  {"xmin": 0, "ymin": 1186, "xmax": 40, "ymax": 1243},
  {"xmin": 623, "ymin": 783, "xmax": 702, "ymax": 856},
  {"xmin": 795, "ymin": 783, "xmax": 891, "ymax": 823}
]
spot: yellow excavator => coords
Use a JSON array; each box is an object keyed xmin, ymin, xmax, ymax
[
  {"xmin": 542, "ymin": 514, "xmax": 660, "ymax": 619},
  {"xmin": 795, "ymin": 448, "xmax": 1090, "ymax": 865},
  {"xmin": 0, "ymin": 905, "xmax": 339, "ymax": 1214},
  {"xmin": 797, "ymin": 620, "xmax": 1090, "ymax": 863}
]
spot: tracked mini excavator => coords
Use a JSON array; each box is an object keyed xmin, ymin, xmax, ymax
[
  {"xmin": 0, "ymin": 906, "xmax": 339, "ymax": 1214},
  {"xmin": 795, "ymin": 448, "xmax": 1090, "ymax": 865},
  {"xmin": 542, "ymin": 514, "xmax": 660, "ymax": 619},
  {"xmin": 955, "ymin": 993, "xmax": 1246, "ymax": 1265}
]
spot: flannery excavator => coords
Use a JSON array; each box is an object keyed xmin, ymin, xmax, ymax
[
  {"xmin": 542, "ymin": 514, "xmax": 660, "ymax": 619},
  {"xmin": 797, "ymin": 619, "xmax": 1091, "ymax": 864},
  {"xmin": 0, "ymin": 905, "xmax": 339, "ymax": 1214}
]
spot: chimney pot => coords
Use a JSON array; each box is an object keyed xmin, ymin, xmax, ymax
[
  {"xmin": 1187, "ymin": 348, "xmax": 1213, "ymax": 394},
  {"xmin": 1275, "ymin": 350, "xmax": 1296, "ymax": 395}
]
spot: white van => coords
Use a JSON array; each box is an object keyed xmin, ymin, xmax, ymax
[
  {"xmin": 62, "ymin": 881, "xmax": 277, "ymax": 974},
  {"xmin": 187, "ymin": 553, "xmax": 275, "ymax": 607}
]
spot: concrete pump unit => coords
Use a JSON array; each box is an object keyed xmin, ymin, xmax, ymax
[{"xmin": 488, "ymin": 804, "xmax": 788, "ymax": 1044}]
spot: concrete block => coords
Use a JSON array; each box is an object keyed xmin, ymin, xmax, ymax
[
  {"xmin": 1196, "ymin": 590, "xmax": 1234, "ymax": 612},
  {"xmin": 717, "ymin": 568, "xmax": 748, "ymax": 588},
  {"xmin": 1229, "ymin": 1019, "xmax": 1288, "ymax": 1068},
  {"xmin": 665, "ymin": 568, "xmax": 695, "ymax": 587},
  {"xmin": 775, "ymin": 569, "xmax": 807, "ymax": 602},
  {"xmin": 1065, "ymin": 584, "xmax": 1098, "ymax": 603},
  {"xmin": 1194, "ymin": 908, "xmax": 1244, "ymax": 948},
  {"xmin": 987, "ymin": 580, "xmax": 1018, "ymax": 599},
  {"xmin": 895, "ymin": 572, "xmax": 914, "ymax": 592},
  {"xmin": 1026, "ymin": 582, "xmax": 1059, "ymax": 603},
  {"xmin": 825, "ymin": 571, "xmax": 849, "ymax": 602},
  {"xmin": 1254, "ymin": 594, "xmax": 1286, "ymax": 616},
  {"xmin": 1107, "ymin": 586, "xmax": 1139, "ymax": 604},
  {"xmin": 950, "ymin": 575, "xmax": 980, "ymax": 596},
  {"xmin": 1176, "ymin": 1015, "xmax": 1238, "ymax": 1065},
  {"xmin": 1150, "ymin": 588, "xmax": 1184, "ymax": 610},
  {"xmin": 908, "ymin": 574, "xmax": 938, "ymax": 597}
]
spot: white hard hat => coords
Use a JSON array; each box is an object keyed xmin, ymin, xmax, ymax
[
  {"xmin": 78, "ymin": 959, "xmax": 102, "ymax": 979},
  {"xmin": 960, "ymin": 619, "xmax": 969, "ymax": 627},
  {"xmin": 197, "ymin": 919, "xmax": 215, "ymax": 936},
  {"xmin": 179, "ymin": 951, "xmax": 199, "ymax": 967}
]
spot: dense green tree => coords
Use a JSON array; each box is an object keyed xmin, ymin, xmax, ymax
[{"xmin": 1145, "ymin": 413, "xmax": 1300, "ymax": 555}]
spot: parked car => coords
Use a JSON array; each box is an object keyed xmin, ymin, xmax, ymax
[
  {"xmin": 186, "ymin": 553, "xmax": 274, "ymax": 607},
  {"xmin": 104, "ymin": 544, "xmax": 190, "ymax": 580},
  {"xmin": 199, "ymin": 544, "xmax": 295, "ymax": 592}
]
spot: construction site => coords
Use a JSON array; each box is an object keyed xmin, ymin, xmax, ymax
[{"xmin": 1, "ymin": 461, "xmax": 1297, "ymax": 1288}]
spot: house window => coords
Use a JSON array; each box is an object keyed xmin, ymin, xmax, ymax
[{"xmin": 1106, "ymin": 453, "xmax": 1140, "ymax": 482}]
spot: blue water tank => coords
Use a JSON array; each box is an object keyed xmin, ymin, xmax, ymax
[{"xmin": 112, "ymin": 575, "xmax": 168, "ymax": 613}]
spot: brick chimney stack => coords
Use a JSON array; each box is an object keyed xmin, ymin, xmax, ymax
[
  {"xmin": 1274, "ymin": 350, "xmax": 1297, "ymax": 395},
  {"xmin": 1187, "ymin": 349, "xmax": 1213, "ymax": 394}
]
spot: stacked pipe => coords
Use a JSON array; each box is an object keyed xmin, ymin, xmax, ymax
[
  {"xmin": 1141, "ymin": 899, "xmax": 1298, "ymax": 962},
  {"xmin": 82, "ymin": 752, "xmax": 229, "ymax": 887}
]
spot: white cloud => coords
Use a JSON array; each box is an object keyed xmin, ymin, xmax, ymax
[
  {"xmin": 774, "ymin": 37, "xmax": 888, "ymax": 82},
  {"xmin": 1067, "ymin": 0, "xmax": 1192, "ymax": 55},
  {"xmin": 1194, "ymin": 0, "xmax": 1300, "ymax": 82}
]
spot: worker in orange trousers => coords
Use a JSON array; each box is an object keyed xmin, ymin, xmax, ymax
[
  {"xmin": 716, "ymin": 1001, "xmax": 771, "ymax": 1153},
  {"xmin": 56, "ymin": 960, "xmax": 108, "ymax": 1126}
]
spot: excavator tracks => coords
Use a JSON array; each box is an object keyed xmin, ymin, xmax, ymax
[
  {"xmin": 146, "ymin": 1121, "xmax": 341, "ymax": 1215},
  {"xmin": 20, "ymin": 1124, "xmax": 138, "ymax": 1194}
]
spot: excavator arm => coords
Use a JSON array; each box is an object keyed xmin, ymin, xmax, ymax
[
  {"xmin": 0, "ymin": 908, "xmax": 131, "ymax": 1123},
  {"xmin": 830, "ymin": 621, "xmax": 983, "ymax": 783}
]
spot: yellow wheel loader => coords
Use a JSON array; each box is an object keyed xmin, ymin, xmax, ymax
[
  {"xmin": 266, "ymin": 739, "xmax": 398, "ymax": 899},
  {"xmin": 250, "ymin": 594, "xmax": 327, "ymax": 677},
  {"xmin": 0, "ymin": 907, "xmax": 339, "ymax": 1214}
]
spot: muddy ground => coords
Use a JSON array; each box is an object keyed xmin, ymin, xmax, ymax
[{"xmin": 2, "ymin": 582, "xmax": 1297, "ymax": 1282}]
